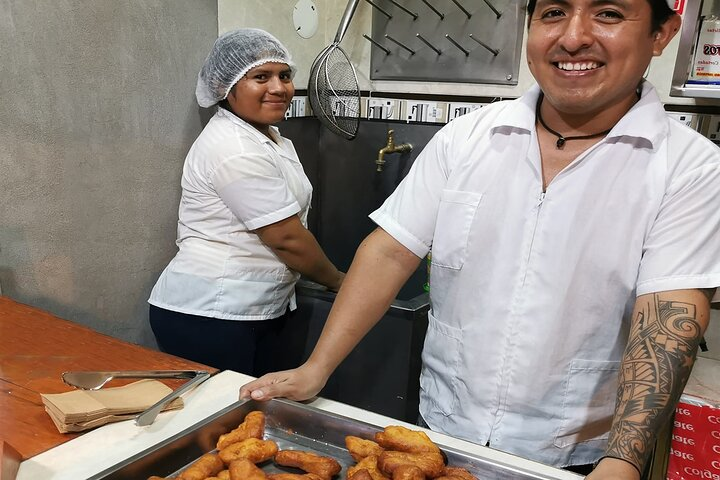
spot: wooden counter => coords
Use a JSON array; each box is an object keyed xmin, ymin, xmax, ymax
[{"xmin": 0, "ymin": 296, "xmax": 216, "ymax": 460}]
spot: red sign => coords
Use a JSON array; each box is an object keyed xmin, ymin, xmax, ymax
[
  {"xmin": 673, "ymin": 0, "xmax": 686, "ymax": 15},
  {"xmin": 666, "ymin": 402, "xmax": 720, "ymax": 480}
]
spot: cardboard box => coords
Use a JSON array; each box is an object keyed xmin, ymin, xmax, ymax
[
  {"xmin": 666, "ymin": 397, "xmax": 720, "ymax": 479},
  {"xmin": 650, "ymin": 357, "xmax": 720, "ymax": 480},
  {"xmin": 689, "ymin": 17, "xmax": 720, "ymax": 84}
]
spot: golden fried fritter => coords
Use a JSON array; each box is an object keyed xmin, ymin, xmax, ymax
[
  {"xmin": 438, "ymin": 466, "xmax": 478, "ymax": 480},
  {"xmin": 391, "ymin": 465, "xmax": 424, "ymax": 480},
  {"xmin": 374, "ymin": 426, "xmax": 440, "ymax": 455},
  {"xmin": 346, "ymin": 455, "xmax": 390, "ymax": 480},
  {"xmin": 267, "ymin": 474, "xmax": 324, "ymax": 480},
  {"xmin": 217, "ymin": 471, "xmax": 231, "ymax": 480},
  {"xmin": 347, "ymin": 469, "xmax": 374, "ymax": 480},
  {"xmin": 219, "ymin": 438, "xmax": 278, "ymax": 464},
  {"xmin": 217, "ymin": 411, "xmax": 266, "ymax": 449},
  {"xmin": 275, "ymin": 450, "xmax": 341, "ymax": 480},
  {"xmin": 345, "ymin": 436, "xmax": 385, "ymax": 462},
  {"xmin": 179, "ymin": 452, "xmax": 224, "ymax": 480},
  {"xmin": 377, "ymin": 451, "xmax": 444, "ymax": 478},
  {"xmin": 228, "ymin": 458, "xmax": 267, "ymax": 480}
]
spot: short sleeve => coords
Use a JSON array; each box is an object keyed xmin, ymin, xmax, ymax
[
  {"xmin": 212, "ymin": 152, "xmax": 300, "ymax": 230},
  {"xmin": 637, "ymin": 163, "xmax": 720, "ymax": 302},
  {"xmin": 369, "ymin": 126, "xmax": 452, "ymax": 258}
]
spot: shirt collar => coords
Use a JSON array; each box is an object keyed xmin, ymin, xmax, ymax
[
  {"xmin": 216, "ymin": 106, "xmax": 283, "ymax": 146},
  {"xmin": 491, "ymin": 81, "xmax": 667, "ymax": 149}
]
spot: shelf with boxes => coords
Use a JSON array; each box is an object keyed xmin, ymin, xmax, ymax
[
  {"xmin": 671, "ymin": 0, "xmax": 720, "ymax": 98},
  {"xmin": 364, "ymin": 96, "xmax": 487, "ymax": 122},
  {"xmin": 286, "ymin": 93, "xmax": 720, "ymax": 143},
  {"xmin": 285, "ymin": 90, "xmax": 493, "ymax": 124},
  {"xmin": 667, "ymin": 110, "xmax": 720, "ymax": 142}
]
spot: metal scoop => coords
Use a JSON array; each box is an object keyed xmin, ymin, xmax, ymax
[
  {"xmin": 61, "ymin": 370, "xmax": 211, "ymax": 426},
  {"xmin": 62, "ymin": 370, "xmax": 203, "ymax": 390}
]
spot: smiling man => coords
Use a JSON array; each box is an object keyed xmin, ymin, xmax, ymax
[{"xmin": 241, "ymin": 1, "xmax": 720, "ymax": 478}]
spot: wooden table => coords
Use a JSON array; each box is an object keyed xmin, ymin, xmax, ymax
[{"xmin": 0, "ymin": 296, "xmax": 216, "ymax": 461}]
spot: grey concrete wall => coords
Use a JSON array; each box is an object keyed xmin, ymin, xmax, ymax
[{"xmin": 0, "ymin": 0, "xmax": 217, "ymax": 346}]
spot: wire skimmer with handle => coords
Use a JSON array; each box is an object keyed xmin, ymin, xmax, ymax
[{"xmin": 308, "ymin": 0, "xmax": 361, "ymax": 140}]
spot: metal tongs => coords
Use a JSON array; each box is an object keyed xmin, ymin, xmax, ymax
[{"xmin": 61, "ymin": 370, "xmax": 211, "ymax": 426}]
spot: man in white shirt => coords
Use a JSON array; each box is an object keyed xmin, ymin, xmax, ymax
[{"xmin": 241, "ymin": 0, "xmax": 720, "ymax": 478}]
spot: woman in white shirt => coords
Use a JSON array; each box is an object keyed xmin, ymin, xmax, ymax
[{"xmin": 148, "ymin": 29, "xmax": 344, "ymax": 376}]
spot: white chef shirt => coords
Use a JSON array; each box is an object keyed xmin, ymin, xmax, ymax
[
  {"xmin": 370, "ymin": 82, "xmax": 720, "ymax": 466},
  {"xmin": 149, "ymin": 107, "xmax": 313, "ymax": 320}
]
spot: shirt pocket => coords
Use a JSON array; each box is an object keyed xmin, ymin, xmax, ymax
[
  {"xmin": 431, "ymin": 190, "xmax": 482, "ymax": 270},
  {"xmin": 553, "ymin": 359, "xmax": 620, "ymax": 449},
  {"xmin": 420, "ymin": 311, "xmax": 463, "ymax": 416}
]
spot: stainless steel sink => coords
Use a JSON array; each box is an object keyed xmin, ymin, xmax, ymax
[
  {"xmin": 294, "ymin": 278, "xmax": 429, "ymax": 423},
  {"xmin": 296, "ymin": 278, "xmax": 429, "ymax": 313}
]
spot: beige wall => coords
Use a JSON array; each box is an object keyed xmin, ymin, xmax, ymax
[{"xmin": 0, "ymin": 1, "xmax": 217, "ymax": 346}]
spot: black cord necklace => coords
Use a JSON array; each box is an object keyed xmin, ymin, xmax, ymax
[{"xmin": 535, "ymin": 94, "xmax": 612, "ymax": 149}]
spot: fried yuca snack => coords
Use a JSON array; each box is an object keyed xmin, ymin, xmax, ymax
[
  {"xmin": 275, "ymin": 450, "xmax": 341, "ymax": 480},
  {"xmin": 267, "ymin": 474, "xmax": 324, "ymax": 480},
  {"xmin": 347, "ymin": 469, "xmax": 374, "ymax": 480},
  {"xmin": 228, "ymin": 458, "xmax": 267, "ymax": 480},
  {"xmin": 437, "ymin": 466, "xmax": 478, "ymax": 480},
  {"xmin": 378, "ymin": 451, "xmax": 444, "ymax": 478},
  {"xmin": 219, "ymin": 438, "xmax": 278, "ymax": 464},
  {"xmin": 374, "ymin": 426, "xmax": 440, "ymax": 454},
  {"xmin": 216, "ymin": 471, "xmax": 230, "ymax": 480},
  {"xmin": 217, "ymin": 411, "xmax": 266, "ymax": 449},
  {"xmin": 345, "ymin": 436, "xmax": 385, "ymax": 462},
  {"xmin": 390, "ymin": 465, "xmax": 424, "ymax": 480},
  {"xmin": 347, "ymin": 455, "xmax": 389, "ymax": 480},
  {"xmin": 178, "ymin": 452, "xmax": 224, "ymax": 480}
]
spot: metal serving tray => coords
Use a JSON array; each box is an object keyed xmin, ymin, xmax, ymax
[{"xmin": 89, "ymin": 398, "xmax": 575, "ymax": 480}]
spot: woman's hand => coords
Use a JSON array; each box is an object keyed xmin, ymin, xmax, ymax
[{"xmin": 239, "ymin": 363, "xmax": 329, "ymax": 402}]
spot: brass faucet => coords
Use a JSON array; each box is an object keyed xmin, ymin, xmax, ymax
[{"xmin": 376, "ymin": 129, "xmax": 412, "ymax": 172}]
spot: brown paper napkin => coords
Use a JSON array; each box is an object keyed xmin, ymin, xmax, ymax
[{"xmin": 41, "ymin": 379, "xmax": 183, "ymax": 433}]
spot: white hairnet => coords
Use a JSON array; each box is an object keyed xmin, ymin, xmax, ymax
[{"xmin": 196, "ymin": 28, "xmax": 296, "ymax": 108}]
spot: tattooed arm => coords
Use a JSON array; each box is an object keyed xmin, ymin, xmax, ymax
[{"xmin": 588, "ymin": 288, "xmax": 713, "ymax": 480}]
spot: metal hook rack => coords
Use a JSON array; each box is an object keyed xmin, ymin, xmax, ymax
[
  {"xmin": 364, "ymin": 34, "xmax": 392, "ymax": 55},
  {"xmin": 368, "ymin": 0, "xmax": 525, "ymax": 84}
]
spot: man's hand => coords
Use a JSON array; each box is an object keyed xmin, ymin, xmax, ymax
[
  {"xmin": 241, "ymin": 228, "xmax": 420, "ymax": 404},
  {"xmin": 239, "ymin": 363, "xmax": 328, "ymax": 402},
  {"xmin": 604, "ymin": 289, "xmax": 711, "ymax": 474},
  {"xmin": 586, "ymin": 457, "xmax": 641, "ymax": 480}
]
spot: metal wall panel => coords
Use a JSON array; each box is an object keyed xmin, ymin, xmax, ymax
[{"xmin": 368, "ymin": 0, "xmax": 526, "ymax": 84}]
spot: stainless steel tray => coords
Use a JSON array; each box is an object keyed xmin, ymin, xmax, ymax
[{"xmin": 88, "ymin": 398, "xmax": 576, "ymax": 480}]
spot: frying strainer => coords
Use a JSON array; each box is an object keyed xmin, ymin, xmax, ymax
[{"xmin": 308, "ymin": 0, "xmax": 361, "ymax": 140}]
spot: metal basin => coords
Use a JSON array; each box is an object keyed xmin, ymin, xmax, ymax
[{"xmin": 294, "ymin": 279, "xmax": 429, "ymax": 423}]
